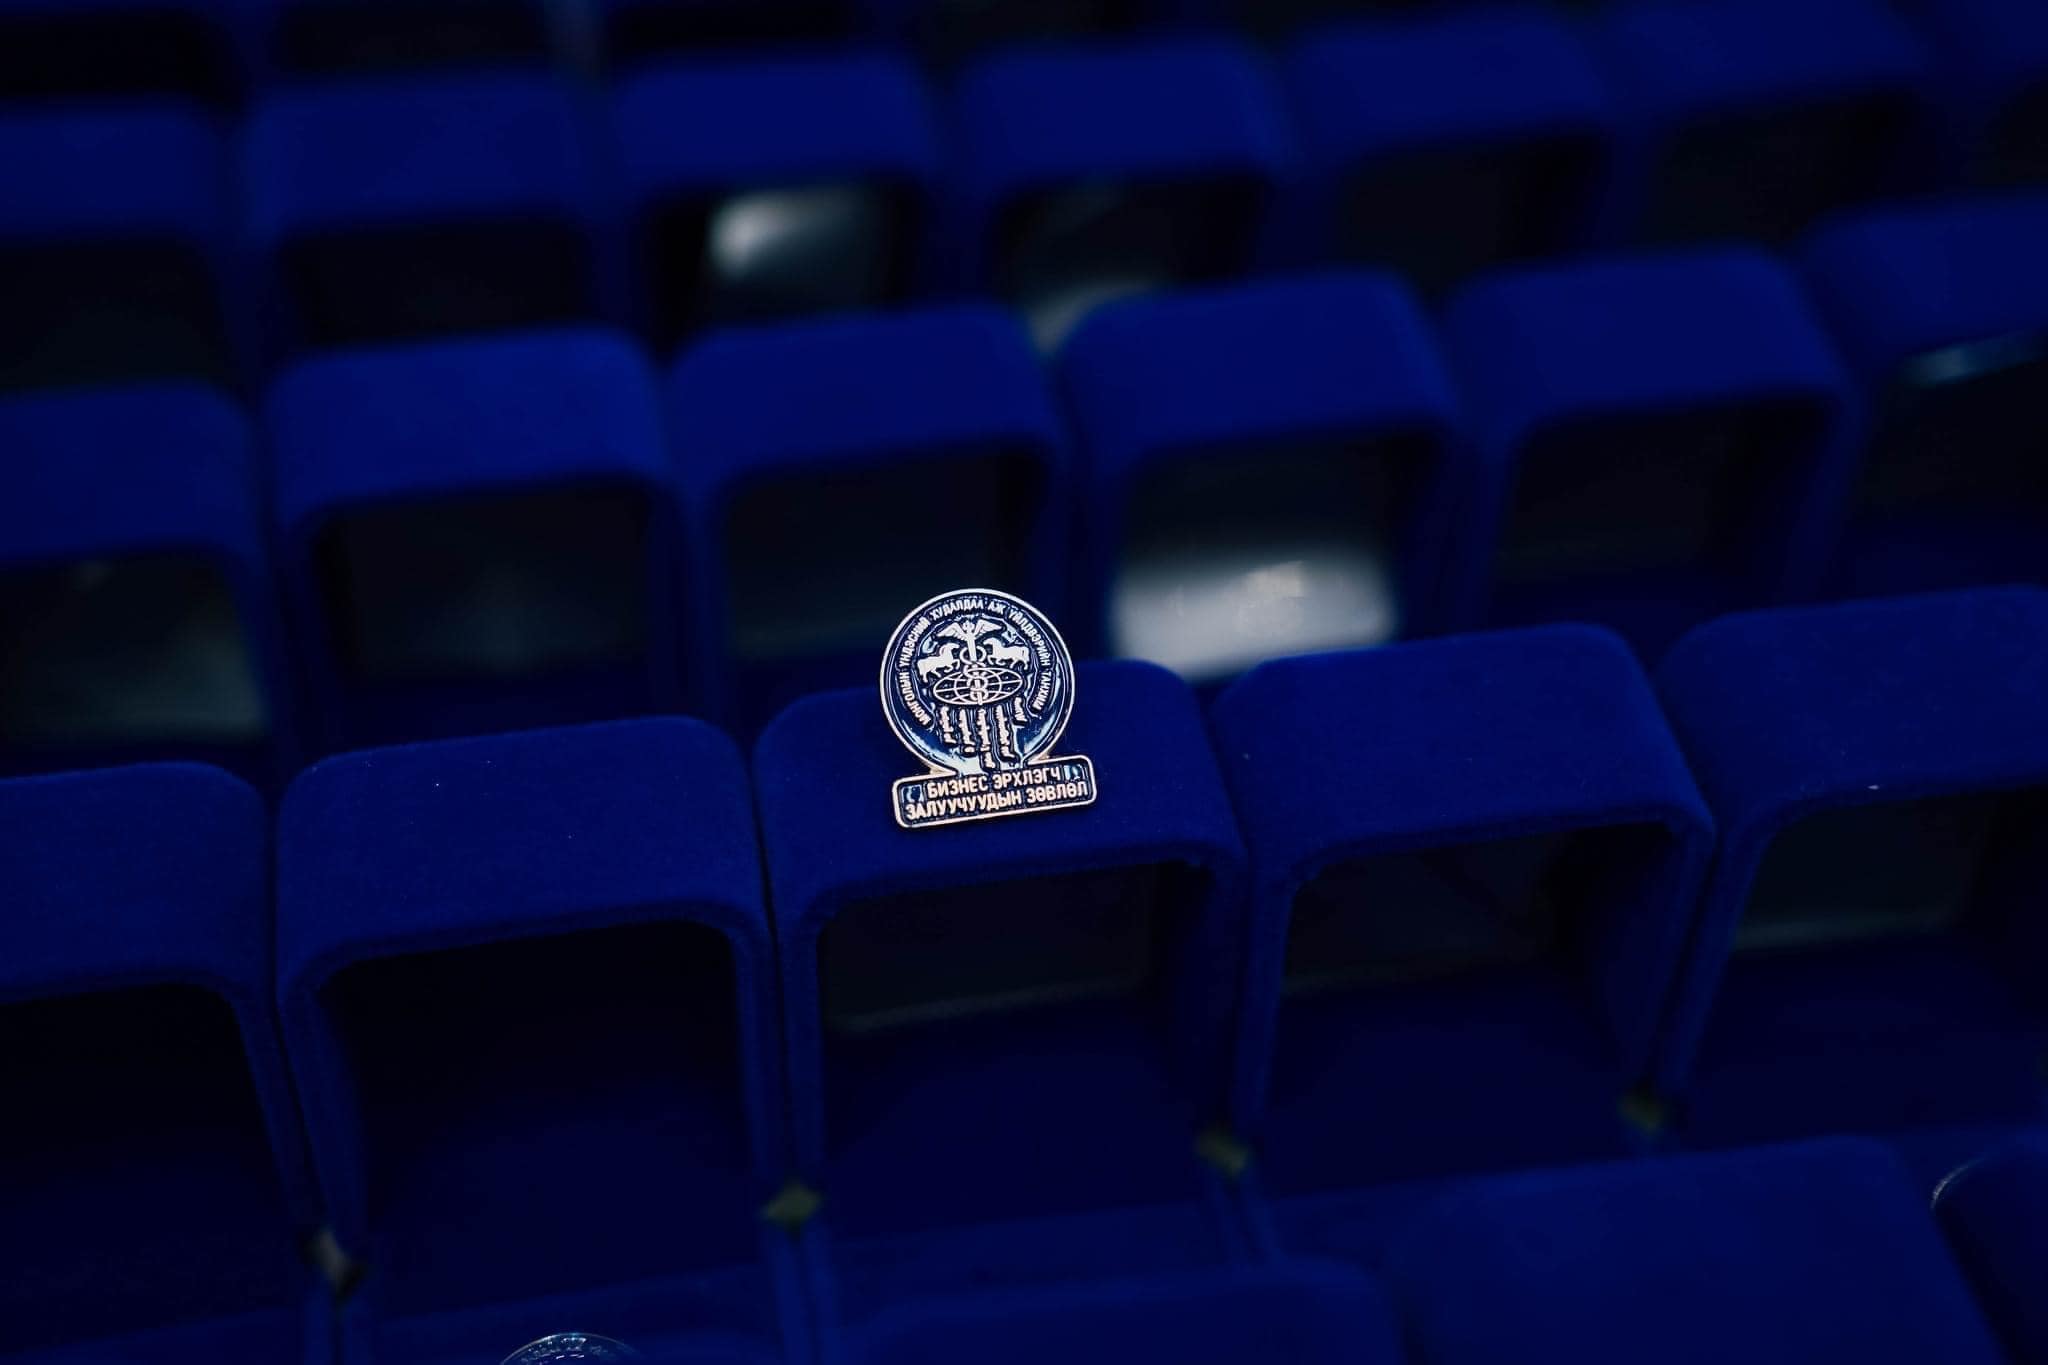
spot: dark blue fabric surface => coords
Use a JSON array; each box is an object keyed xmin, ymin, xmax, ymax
[
  {"xmin": 0, "ymin": 384, "xmax": 290, "ymax": 781},
  {"xmin": 754, "ymin": 660, "xmax": 1244, "ymax": 1231},
  {"xmin": 941, "ymin": 38, "xmax": 1289, "ymax": 288},
  {"xmin": 0, "ymin": 105, "xmax": 242, "ymax": 390},
  {"xmin": 1057, "ymin": 272, "xmax": 1464, "ymax": 654},
  {"xmin": 1385, "ymin": 1138, "xmax": 2008, "ymax": 1365},
  {"xmin": 1935, "ymin": 1133, "xmax": 2048, "ymax": 1364},
  {"xmin": 850, "ymin": 1264, "xmax": 1403, "ymax": 1365},
  {"xmin": 610, "ymin": 52, "xmax": 936, "ymax": 207},
  {"xmin": 667, "ymin": 305, "xmax": 1065, "ymax": 727},
  {"xmin": 0, "ymin": 763, "xmax": 316, "ymax": 1361},
  {"xmin": 1280, "ymin": 7, "xmax": 1611, "ymax": 278},
  {"xmin": 1441, "ymin": 248, "xmax": 1859, "ymax": 653},
  {"xmin": 243, "ymin": 70, "xmax": 598, "ymax": 238},
  {"xmin": 243, "ymin": 71, "xmax": 614, "ymax": 349},
  {"xmin": 1211, "ymin": 627, "xmax": 1711, "ymax": 1188},
  {"xmin": 1801, "ymin": 193, "xmax": 2048, "ymax": 595},
  {"xmin": 266, "ymin": 326, "xmax": 679, "ymax": 750},
  {"xmin": 275, "ymin": 718, "xmax": 786, "ymax": 1355},
  {"xmin": 0, "ymin": 104, "xmax": 226, "ymax": 241},
  {"xmin": 1593, "ymin": 0, "xmax": 1932, "ymax": 241},
  {"xmin": 1915, "ymin": 0, "xmax": 2048, "ymax": 182},
  {"xmin": 1654, "ymin": 588, "xmax": 2048, "ymax": 1139}
]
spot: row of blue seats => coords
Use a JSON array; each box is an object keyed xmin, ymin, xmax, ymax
[
  {"xmin": 843, "ymin": 1137, "xmax": 2048, "ymax": 1365},
  {"xmin": 4, "ymin": 0, "xmax": 2044, "ymax": 104},
  {"xmin": 4, "ymin": 0, "xmax": 2045, "ymax": 393},
  {"xmin": 6, "ymin": 586, "xmax": 2046, "ymax": 1361},
  {"xmin": 7, "ymin": 200, "xmax": 2047, "ymax": 779}
]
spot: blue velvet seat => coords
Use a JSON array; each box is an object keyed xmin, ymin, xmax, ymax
[
  {"xmin": 1934, "ymin": 1132, "xmax": 2048, "ymax": 1364},
  {"xmin": 1210, "ymin": 629, "xmax": 1712, "ymax": 1243},
  {"xmin": 753, "ymin": 661, "xmax": 1248, "ymax": 1319},
  {"xmin": 0, "ymin": 385, "xmax": 289, "ymax": 786},
  {"xmin": 668, "ymin": 306, "xmax": 1065, "ymax": 732},
  {"xmin": 849, "ymin": 1265, "xmax": 1405, "ymax": 1365},
  {"xmin": 1385, "ymin": 1139, "xmax": 2008, "ymax": 1365},
  {"xmin": 1281, "ymin": 8, "xmax": 1613, "ymax": 292},
  {"xmin": 1058, "ymin": 273, "xmax": 1464, "ymax": 678},
  {"xmin": 610, "ymin": 53, "xmax": 937, "ymax": 349},
  {"xmin": 1593, "ymin": 0, "xmax": 1933, "ymax": 244},
  {"xmin": 1654, "ymin": 588, "xmax": 2048, "ymax": 1166},
  {"xmin": 243, "ymin": 72, "xmax": 614, "ymax": 353},
  {"xmin": 1801, "ymin": 192, "xmax": 2048, "ymax": 598},
  {"xmin": 942, "ymin": 38, "xmax": 1289, "ymax": 349},
  {"xmin": 275, "ymin": 718, "xmax": 795, "ymax": 1364},
  {"xmin": 0, "ymin": 764, "xmax": 324, "ymax": 1365},
  {"xmin": 0, "ymin": 105, "xmax": 239, "ymax": 393},
  {"xmin": 1913, "ymin": 0, "xmax": 2048, "ymax": 187},
  {"xmin": 266, "ymin": 328, "xmax": 679, "ymax": 753},
  {"xmin": 1442, "ymin": 248, "xmax": 1858, "ymax": 657}
]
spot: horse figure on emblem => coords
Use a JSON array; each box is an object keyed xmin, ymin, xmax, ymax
[{"xmin": 918, "ymin": 614, "xmax": 1033, "ymax": 768}]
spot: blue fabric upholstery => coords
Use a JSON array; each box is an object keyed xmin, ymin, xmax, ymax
[
  {"xmin": 1654, "ymin": 588, "xmax": 2048, "ymax": 1143},
  {"xmin": 1210, "ymin": 627, "xmax": 1712, "ymax": 1191},
  {"xmin": 275, "ymin": 718, "xmax": 790, "ymax": 1363},
  {"xmin": 610, "ymin": 52, "xmax": 936, "ymax": 342},
  {"xmin": 266, "ymin": 327, "xmax": 679, "ymax": 752},
  {"xmin": 0, "ymin": 384, "xmax": 289, "ymax": 783},
  {"xmin": 0, "ymin": 105, "xmax": 239, "ymax": 392},
  {"xmin": 1385, "ymin": 1138, "xmax": 2008, "ymax": 1365},
  {"xmin": 1442, "ymin": 248, "xmax": 1858, "ymax": 656},
  {"xmin": 1057, "ymin": 272, "xmax": 1464, "ymax": 661},
  {"xmin": 941, "ymin": 38, "xmax": 1288, "ymax": 293},
  {"xmin": 1801, "ymin": 193, "xmax": 2048, "ymax": 596},
  {"xmin": 0, "ymin": 763, "xmax": 320, "ymax": 1363},
  {"xmin": 243, "ymin": 72, "xmax": 613, "ymax": 351},
  {"xmin": 753, "ymin": 660, "xmax": 1245, "ymax": 1236},
  {"xmin": 1935, "ymin": 1132, "xmax": 2048, "ymax": 1364},
  {"xmin": 849, "ymin": 1265, "xmax": 1404, "ymax": 1365},
  {"xmin": 1592, "ymin": 0, "xmax": 1933, "ymax": 242},
  {"xmin": 1915, "ymin": 0, "xmax": 2048, "ymax": 185},
  {"xmin": 667, "ymin": 305, "xmax": 1066, "ymax": 730},
  {"xmin": 1280, "ymin": 8, "xmax": 1612, "ymax": 288}
]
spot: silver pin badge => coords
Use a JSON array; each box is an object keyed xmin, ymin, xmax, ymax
[{"xmin": 881, "ymin": 588, "xmax": 1097, "ymax": 829}]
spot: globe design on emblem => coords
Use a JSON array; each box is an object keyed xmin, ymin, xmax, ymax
[{"xmin": 913, "ymin": 612, "xmax": 1039, "ymax": 768}]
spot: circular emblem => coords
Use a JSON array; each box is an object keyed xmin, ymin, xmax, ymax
[
  {"xmin": 880, "ymin": 588, "xmax": 1097, "ymax": 829},
  {"xmin": 500, "ymin": 1334, "xmax": 639, "ymax": 1364}
]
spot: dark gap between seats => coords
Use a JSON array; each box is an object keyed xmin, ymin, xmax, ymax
[
  {"xmin": 282, "ymin": 218, "xmax": 595, "ymax": 346},
  {"xmin": 642, "ymin": 182, "xmax": 914, "ymax": 350},
  {"xmin": 1113, "ymin": 436, "xmax": 1431, "ymax": 684},
  {"xmin": 820, "ymin": 862, "xmax": 1217, "ymax": 1230},
  {"xmin": 324, "ymin": 921, "xmax": 751, "ymax": 1315},
  {"xmin": 0, "ymin": 553, "xmax": 265, "ymax": 750},
  {"xmin": 0, "ymin": 985, "xmax": 297, "ymax": 1354},
  {"xmin": 1336, "ymin": 135, "xmax": 1602, "ymax": 294},
  {"xmin": 316, "ymin": 483, "xmax": 651, "ymax": 685},
  {"xmin": 0, "ymin": 239, "xmax": 230, "ymax": 392},
  {"xmin": 997, "ymin": 177, "xmax": 1263, "ymax": 351},
  {"xmin": 1641, "ymin": 94, "xmax": 1913, "ymax": 243},
  {"xmin": 723, "ymin": 449, "xmax": 1041, "ymax": 666}
]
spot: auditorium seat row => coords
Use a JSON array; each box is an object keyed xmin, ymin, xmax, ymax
[
  {"xmin": 4, "ymin": 0, "xmax": 2047, "ymax": 391},
  {"xmin": 5, "ymin": 587, "xmax": 2046, "ymax": 1361},
  {"xmin": 7, "ymin": 200, "xmax": 2048, "ymax": 781}
]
